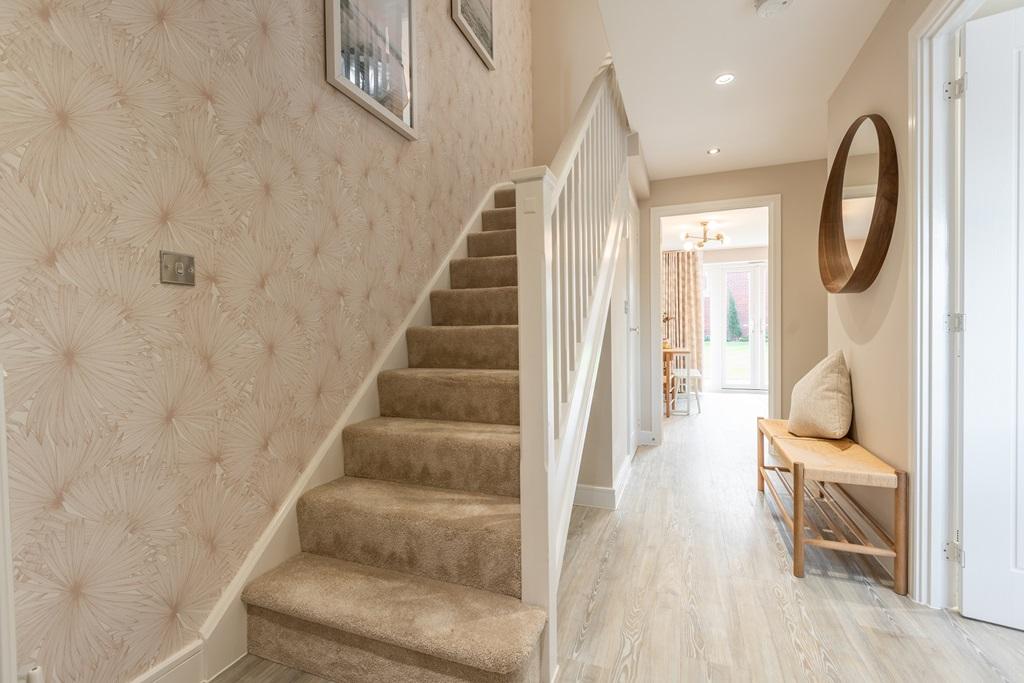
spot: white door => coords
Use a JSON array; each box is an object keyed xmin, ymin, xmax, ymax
[
  {"xmin": 962, "ymin": 8, "xmax": 1024, "ymax": 630},
  {"xmin": 625, "ymin": 208, "xmax": 641, "ymax": 451}
]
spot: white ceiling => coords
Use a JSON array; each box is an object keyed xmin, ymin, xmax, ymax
[
  {"xmin": 598, "ymin": 0, "xmax": 891, "ymax": 179},
  {"xmin": 661, "ymin": 206, "xmax": 769, "ymax": 251}
]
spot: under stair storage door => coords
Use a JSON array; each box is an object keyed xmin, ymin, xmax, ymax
[{"xmin": 962, "ymin": 7, "xmax": 1024, "ymax": 631}]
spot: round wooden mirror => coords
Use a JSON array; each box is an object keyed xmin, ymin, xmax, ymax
[{"xmin": 819, "ymin": 114, "xmax": 899, "ymax": 293}]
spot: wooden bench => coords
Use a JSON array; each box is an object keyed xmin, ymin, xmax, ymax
[{"xmin": 756, "ymin": 418, "xmax": 908, "ymax": 595}]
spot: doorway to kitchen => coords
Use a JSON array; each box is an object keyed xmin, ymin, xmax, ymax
[{"xmin": 650, "ymin": 195, "xmax": 781, "ymax": 435}]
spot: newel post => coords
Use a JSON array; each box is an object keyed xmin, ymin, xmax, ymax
[{"xmin": 512, "ymin": 166, "xmax": 559, "ymax": 681}]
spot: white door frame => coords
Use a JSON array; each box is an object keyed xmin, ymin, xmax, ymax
[
  {"xmin": 648, "ymin": 195, "xmax": 783, "ymax": 444},
  {"xmin": 909, "ymin": 0, "xmax": 988, "ymax": 609}
]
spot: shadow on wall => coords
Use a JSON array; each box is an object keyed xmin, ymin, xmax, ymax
[{"xmin": 831, "ymin": 179, "xmax": 905, "ymax": 345}]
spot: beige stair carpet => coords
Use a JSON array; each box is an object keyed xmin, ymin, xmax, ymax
[{"xmin": 242, "ymin": 188, "xmax": 545, "ymax": 682}]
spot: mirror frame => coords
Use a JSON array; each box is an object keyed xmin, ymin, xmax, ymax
[{"xmin": 819, "ymin": 114, "xmax": 899, "ymax": 293}]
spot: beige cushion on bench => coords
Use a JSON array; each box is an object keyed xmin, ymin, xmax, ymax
[{"xmin": 788, "ymin": 350, "xmax": 852, "ymax": 439}]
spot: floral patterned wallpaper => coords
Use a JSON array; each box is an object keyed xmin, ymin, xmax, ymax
[{"xmin": 0, "ymin": 1, "xmax": 532, "ymax": 680}]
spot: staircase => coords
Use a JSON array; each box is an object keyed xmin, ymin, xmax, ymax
[{"xmin": 241, "ymin": 188, "xmax": 548, "ymax": 682}]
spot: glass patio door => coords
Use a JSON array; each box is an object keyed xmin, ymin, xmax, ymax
[{"xmin": 705, "ymin": 262, "xmax": 768, "ymax": 391}]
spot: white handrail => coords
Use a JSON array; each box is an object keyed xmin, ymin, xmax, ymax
[{"xmin": 513, "ymin": 64, "xmax": 631, "ymax": 681}]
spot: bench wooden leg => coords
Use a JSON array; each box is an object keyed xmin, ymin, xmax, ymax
[
  {"xmin": 792, "ymin": 462, "xmax": 805, "ymax": 578},
  {"xmin": 757, "ymin": 421, "xmax": 765, "ymax": 492},
  {"xmin": 894, "ymin": 470, "xmax": 908, "ymax": 595}
]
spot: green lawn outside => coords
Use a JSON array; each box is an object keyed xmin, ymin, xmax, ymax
[{"xmin": 703, "ymin": 339, "xmax": 768, "ymax": 384}]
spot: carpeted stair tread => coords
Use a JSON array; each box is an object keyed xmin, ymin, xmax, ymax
[
  {"xmin": 242, "ymin": 553, "xmax": 545, "ymax": 675},
  {"xmin": 344, "ymin": 417, "xmax": 520, "ymax": 496},
  {"xmin": 378, "ymin": 368, "xmax": 519, "ymax": 425},
  {"xmin": 482, "ymin": 206, "xmax": 516, "ymax": 231},
  {"xmin": 407, "ymin": 325, "xmax": 519, "ymax": 370},
  {"xmin": 450, "ymin": 254, "xmax": 518, "ymax": 289},
  {"xmin": 494, "ymin": 188, "xmax": 516, "ymax": 209},
  {"xmin": 297, "ymin": 477, "xmax": 522, "ymax": 596},
  {"xmin": 468, "ymin": 229, "xmax": 516, "ymax": 257},
  {"xmin": 431, "ymin": 286, "xmax": 518, "ymax": 326}
]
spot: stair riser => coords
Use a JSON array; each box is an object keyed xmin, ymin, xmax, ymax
[
  {"xmin": 494, "ymin": 188, "xmax": 516, "ymax": 209},
  {"xmin": 431, "ymin": 288, "xmax": 518, "ymax": 326},
  {"xmin": 407, "ymin": 326, "xmax": 519, "ymax": 370},
  {"xmin": 378, "ymin": 372, "xmax": 519, "ymax": 425},
  {"xmin": 468, "ymin": 230, "xmax": 516, "ymax": 257},
  {"xmin": 450, "ymin": 256, "xmax": 518, "ymax": 289},
  {"xmin": 344, "ymin": 425, "xmax": 520, "ymax": 497},
  {"xmin": 248, "ymin": 607, "xmax": 541, "ymax": 683},
  {"xmin": 297, "ymin": 492, "xmax": 521, "ymax": 597},
  {"xmin": 482, "ymin": 207, "xmax": 516, "ymax": 231}
]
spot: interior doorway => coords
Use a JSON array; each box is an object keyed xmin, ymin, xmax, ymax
[{"xmin": 648, "ymin": 195, "xmax": 781, "ymax": 442}]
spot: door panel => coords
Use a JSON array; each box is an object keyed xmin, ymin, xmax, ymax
[
  {"xmin": 962, "ymin": 8, "xmax": 1024, "ymax": 630},
  {"xmin": 709, "ymin": 262, "xmax": 768, "ymax": 391}
]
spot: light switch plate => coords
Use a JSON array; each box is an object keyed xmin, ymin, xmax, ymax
[{"xmin": 159, "ymin": 251, "xmax": 196, "ymax": 286}]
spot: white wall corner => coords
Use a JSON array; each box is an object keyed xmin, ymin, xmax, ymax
[
  {"xmin": 626, "ymin": 131, "xmax": 651, "ymax": 200},
  {"xmin": 574, "ymin": 450, "xmax": 634, "ymax": 510},
  {"xmin": 128, "ymin": 182, "xmax": 510, "ymax": 683}
]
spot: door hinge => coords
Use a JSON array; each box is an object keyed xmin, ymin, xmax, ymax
[
  {"xmin": 944, "ymin": 75, "xmax": 966, "ymax": 101},
  {"xmin": 945, "ymin": 313, "xmax": 965, "ymax": 333},
  {"xmin": 944, "ymin": 531, "xmax": 965, "ymax": 567}
]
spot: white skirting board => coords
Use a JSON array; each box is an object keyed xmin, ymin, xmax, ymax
[
  {"xmin": 1, "ymin": 369, "xmax": 18, "ymax": 683},
  {"xmin": 573, "ymin": 451, "xmax": 635, "ymax": 511},
  {"xmin": 129, "ymin": 183, "xmax": 509, "ymax": 683}
]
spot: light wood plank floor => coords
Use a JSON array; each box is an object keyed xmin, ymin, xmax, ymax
[{"xmin": 217, "ymin": 392, "xmax": 1024, "ymax": 682}]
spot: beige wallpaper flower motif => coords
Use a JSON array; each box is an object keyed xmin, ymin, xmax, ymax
[{"xmin": 0, "ymin": 0, "xmax": 533, "ymax": 680}]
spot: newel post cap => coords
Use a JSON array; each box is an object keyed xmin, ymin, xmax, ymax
[{"xmin": 511, "ymin": 165, "xmax": 556, "ymax": 186}]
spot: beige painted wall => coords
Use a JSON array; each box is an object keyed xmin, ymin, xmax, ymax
[
  {"xmin": 700, "ymin": 246, "xmax": 770, "ymax": 264},
  {"xmin": 531, "ymin": 0, "xmax": 611, "ymax": 165},
  {"xmin": 580, "ymin": 321, "xmax": 615, "ymax": 487},
  {"xmin": 0, "ymin": 2, "xmax": 532, "ymax": 681},
  {"xmin": 639, "ymin": 160, "xmax": 828, "ymax": 427},
  {"xmin": 825, "ymin": 0, "xmax": 931, "ymax": 532}
]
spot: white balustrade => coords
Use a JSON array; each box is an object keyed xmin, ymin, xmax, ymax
[{"xmin": 513, "ymin": 64, "xmax": 631, "ymax": 681}]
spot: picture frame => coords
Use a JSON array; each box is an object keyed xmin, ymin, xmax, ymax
[
  {"xmin": 452, "ymin": 0, "xmax": 495, "ymax": 71},
  {"xmin": 325, "ymin": 0, "xmax": 418, "ymax": 140}
]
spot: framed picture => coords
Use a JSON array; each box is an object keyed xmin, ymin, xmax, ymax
[
  {"xmin": 325, "ymin": 0, "xmax": 417, "ymax": 139},
  {"xmin": 452, "ymin": 0, "xmax": 495, "ymax": 70}
]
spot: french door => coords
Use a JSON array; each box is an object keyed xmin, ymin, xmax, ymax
[
  {"xmin": 961, "ymin": 8, "xmax": 1024, "ymax": 631},
  {"xmin": 704, "ymin": 262, "xmax": 768, "ymax": 391}
]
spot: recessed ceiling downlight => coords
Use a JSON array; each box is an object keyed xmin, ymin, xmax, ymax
[
  {"xmin": 707, "ymin": 147, "xmax": 721, "ymax": 156},
  {"xmin": 714, "ymin": 73, "xmax": 736, "ymax": 86},
  {"xmin": 755, "ymin": 0, "xmax": 794, "ymax": 18}
]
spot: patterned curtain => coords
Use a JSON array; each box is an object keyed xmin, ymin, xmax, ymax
[{"xmin": 661, "ymin": 250, "xmax": 704, "ymax": 375}]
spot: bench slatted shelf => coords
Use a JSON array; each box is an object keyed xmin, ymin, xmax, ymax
[{"xmin": 756, "ymin": 418, "xmax": 908, "ymax": 595}]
